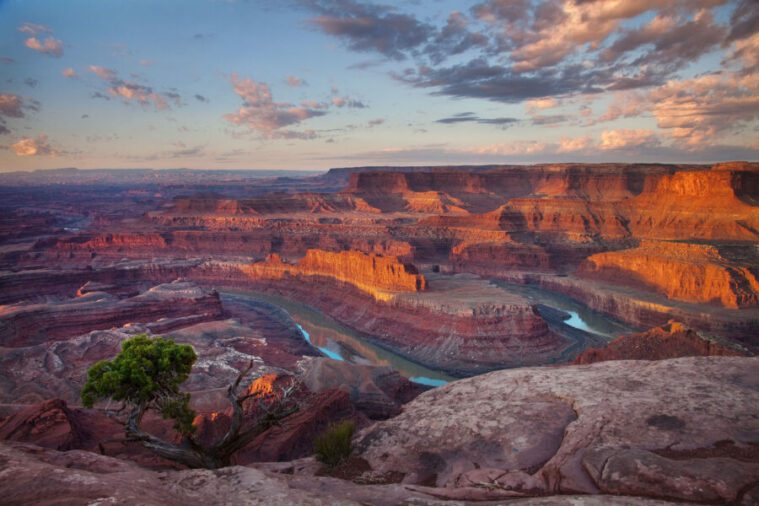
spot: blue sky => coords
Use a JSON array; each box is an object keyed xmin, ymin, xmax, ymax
[{"xmin": 0, "ymin": 0, "xmax": 757, "ymax": 171}]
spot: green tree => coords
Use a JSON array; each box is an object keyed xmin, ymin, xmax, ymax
[{"xmin": 82, "ymin": 334, "xmax": 299, "ymax": 469}]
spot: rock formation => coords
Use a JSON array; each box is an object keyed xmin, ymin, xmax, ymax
[
  {"xmin": 356, "ymin": 355, "xmax": 759, "ymax": 503},
  {"xmin": 2, "ymin": 355, "xmax": 757, "ymax": 504},
  {"xmin": 299, "ymin": 358, "xmax": 426, "ymax": 419},
  {"xmin": 574, "ymin": 321, "xmax": 746, "ymax": 364},
  {"xmin": 242, "ymin": 249, "xmax": 427, "ymax": 299},
  {"xmin": 0, "ymin": 280, "xmax": 223, "ymax": 346},
  {"xmin": 580, "ymin": 241, "xmax": 759, "ymax": 308}
]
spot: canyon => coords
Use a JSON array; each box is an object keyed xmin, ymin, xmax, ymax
[{"xmin": 1, "ymin": 163, "xmax": 757, "ymax": 504}]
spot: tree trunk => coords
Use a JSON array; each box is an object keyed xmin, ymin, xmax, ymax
[{"xmin": 123, "ymin": 365, "xmax": 299, "ymax": 469}]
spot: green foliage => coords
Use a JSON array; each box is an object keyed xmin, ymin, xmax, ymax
[
  {"xmin": 81, "ymin": 334, "xmax": 198, "ymax": 435},
  {"xmin": 314, "ymin": 420, "xmax": 355, "ymax": 467}
]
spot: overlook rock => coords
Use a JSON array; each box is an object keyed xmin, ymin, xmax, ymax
[{"xmin": 356, "ymin": 356, "xmax": 759, "ymax": 503}]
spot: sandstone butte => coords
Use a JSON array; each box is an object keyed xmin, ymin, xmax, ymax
[
  {"xmin": 241, "ymin": 249, "xmax": 427, "ymax": 301},
  {"xmin": 573, "ymin": 321, "xmax": 746, "ymax": 364},
  {"xmin": 580, "ymin": 240, "xmax": 759, "ymax": 308}
]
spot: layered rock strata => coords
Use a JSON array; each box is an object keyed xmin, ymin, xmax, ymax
[
  {"xmin": 195, "ymin": 263, "xmax": 564, "ymax": 376},
  {"xmin": 242, "ymin": 249, "xmax": 426, "ymax": 300},
  {"xmin": 0, "ymin": 280, "xmax": 223, "ymax": 347},
  {"xmin": 580, "ymin": 241, "xmax": 759, "ymax": 308}
]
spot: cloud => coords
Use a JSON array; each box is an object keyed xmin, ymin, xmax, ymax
[
  {"xmin": 725, "ymin": 0, "xmax": 759, "ymax": 44},
  {"xmin": 599, "ymin": 129, "xmax": 659, "ymax": 150},
  {"xmin": 394, "ymin": 58, "xmax": 604, "ymax": 103},
  {"xmin": 62, "ymin": 67, "xmax": 77, "ymax": 78},
  {"xmin": 194, "ymin": 94, "xmax": 209, "ymax": 103},
  {"xmin": 649, "ymin": 71, "xmax": 759, "ymax": 146},
  {"xmin": 530, "ymin": 114, "xmax": 569, "ymax": 126},
  {"xmin": 24, "ymin": 78, "xmax": 38, "ymax": 88},
  {"xmin": 368, "ymin": 118, "xmax": 384, "ymax": 127},
  {"xmin": 223, "ymin": 74, "xmax": 327, "ymax": 138},
  {"xmin": 0, "ymin": 93, "xmax": 25, "ymax": 118},
  {"xmin": 465, "ymin": 140, "xmax": 551, "ymax": 156},
  {"xmin": 436, "ymin": 111, "xmax": 519, "ymax": 126},
  {"xmin": 303, "ymin": 0, "xmax": 434, "ymax": 60},
  {"xmin": 18, "ymin": 23, "xmax": 51, "ymax": 35},
  {"xmin": 11, "ymin": 134, "xmax": 62, "ymax": 157},
  {"xmin": 0, "ymin": 56, "xmax": 15, "ymax": 64},
  {"xmin": 166, "ymin": 144, "xmax": 205, "ymax": 158},
  {"xmin": 593, "ymin": 91, "xmax": 647, "ymax": 123},
  {"xmin": 425, "ymin": 11, "xmax": 489, "ymax": 64},
  {"xmin": 526, "ymin": 97, "xmax": 559, "ymax": 112},
  {"xmin": 91, "ymin": 91, "xmax": 111, "ymax": 101},
  {"xmin": 89, "ymin": 65, "xmax": 117, "ymax": 80},
  {"xmin": 557, "ymin": 135, "xmax": 593, "ymax": 153},
  {"xmin": 286, "ymin": 75, "xmax": 306, "ymax": 87},
  {"xmin": 331, "ymin": 96, "xmax": 366, "ymax": 108},
  {"xmin": 24, "ymin": 36, "xmax": 63, "ymax": 57},
  {"xmin": 88, "ymin": 65, "xmax": 175, "ymax": 111},
  {"xmin": 20, "ymin": 23, "xmax": 63, "ymax": 57},
  {"xmin": 300, "ymin": 0, "xmax": 743, "ymax": 110}
]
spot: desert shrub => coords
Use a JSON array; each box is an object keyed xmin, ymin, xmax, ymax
[{"xmin": 314, "ymin": 420, "xmax": 355, "ymax": 467}]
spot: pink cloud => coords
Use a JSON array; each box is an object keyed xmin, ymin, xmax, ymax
[
  {"xmin": 11, "ymin": 134, "xmax": 61, "ymax": 157},
  {"xmin": 464, "ymin": 140, "xmax": 550, "ymax": 156},
  {"xmin": 88, "ymin": 65, "xmax": 117, "ymax": 80},
  {"xmin": 594, "ymin": 91, "xmax": 647, "ymax": 124},
  {"xmin": 88, "ymin": 65, "xmax": 172, "ymax": 111},
  {"xmin": 526, "ymin": 97, "xmax": 559, "ymax": 113},
  {"xmin": 557, "ymin": 135, "xmax": 593, "ymax": 153},
  {"xmin": 0, "ymin": 93, "xmax": 25, "ymax": 118},
  {"xmin": 599, "ymin": 129, "xmax": 658, "ymax": 150},
  {"xmin": 286, "ymin": 75, "xmax": 306, "ymax": 87},
  {"xmin": 61, "ymin": 67, "xmax": 77, "ymax": 78},
  {"xmin": 650, "ymin": 72, "xmax": 759, "ymax": 146},
  {"xmin": 25, "ymin": 36, "xmax": 63, "ymax": 57},
  {"xmin": 224, "ymin": 74, "xmax": 327, "ymax": 139}
]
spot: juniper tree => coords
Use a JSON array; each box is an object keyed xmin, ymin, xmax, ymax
[{"xmin": 82, "ymin": 334, "xmax": 299, "ymax": 469}]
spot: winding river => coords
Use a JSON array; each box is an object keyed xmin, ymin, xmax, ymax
[
  {"xmin": 221, "ymin": 290, "xmax": 455, "ymax": 386},
  {"xmin": 222, "ymin": 281, "xmax": 636, "ymax": 388}
]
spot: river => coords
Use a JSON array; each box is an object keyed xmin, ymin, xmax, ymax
[
  {"xmin": 221, "ymin": 281, "xmax": 635, "ymax": 388},
  {"xmin": 221, "ymin": 290, "xmax": 455, "ymax": 386}
]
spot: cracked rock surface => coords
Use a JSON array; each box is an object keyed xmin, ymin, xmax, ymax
[{"xmin": 356, "ymin": 356, "xmax": 759, "ymax": 503}]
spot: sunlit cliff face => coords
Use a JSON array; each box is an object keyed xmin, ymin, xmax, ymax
[
  {"xmin": 241, "ymin": 249, "xmax": 427, "ymax": 302},
  {"xmin": 247, "ymin": 373, "xmax": 278, "ymax": 398}
]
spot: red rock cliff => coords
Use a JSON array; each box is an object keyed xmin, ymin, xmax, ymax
[
  {"xmin": 580, "ymin": 241, "xmax": 759, "ymax": 308},
  {"xmin": 243, "ymin": 249, "xmax": 427, "ymax": 299}
]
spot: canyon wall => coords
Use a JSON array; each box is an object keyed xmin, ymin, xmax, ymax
[
  {"xmin": 242, "ymin": 249, "xmax": 426, "ymax": 299},
  {"xmin": 2, "ymin": 162, "xmax": 756, "ymax": 379},
  {"xmin": 580, "ymin": 241, "xmax": 759, "ymax": 308}
]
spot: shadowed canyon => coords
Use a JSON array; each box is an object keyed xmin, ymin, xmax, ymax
[{"xmin": 1, "ymin": 163, "xmax": 758, "ymax": 505}]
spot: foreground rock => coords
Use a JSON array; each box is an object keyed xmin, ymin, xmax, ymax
[
  {"xmin": 0, "ymin": 442, "xmax": 691, "ymax": 505},
  {"xmin": 300, "ymin": 358, "xmax": 426, "ymax": 419},
  {"xmin": 356, "ymin": 356, "xmax": 759, "ymax": 504}
]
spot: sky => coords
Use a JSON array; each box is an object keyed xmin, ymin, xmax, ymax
[{"xmin": 0, "ymin": 0, "xmax": 757, "ymax": 171}]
